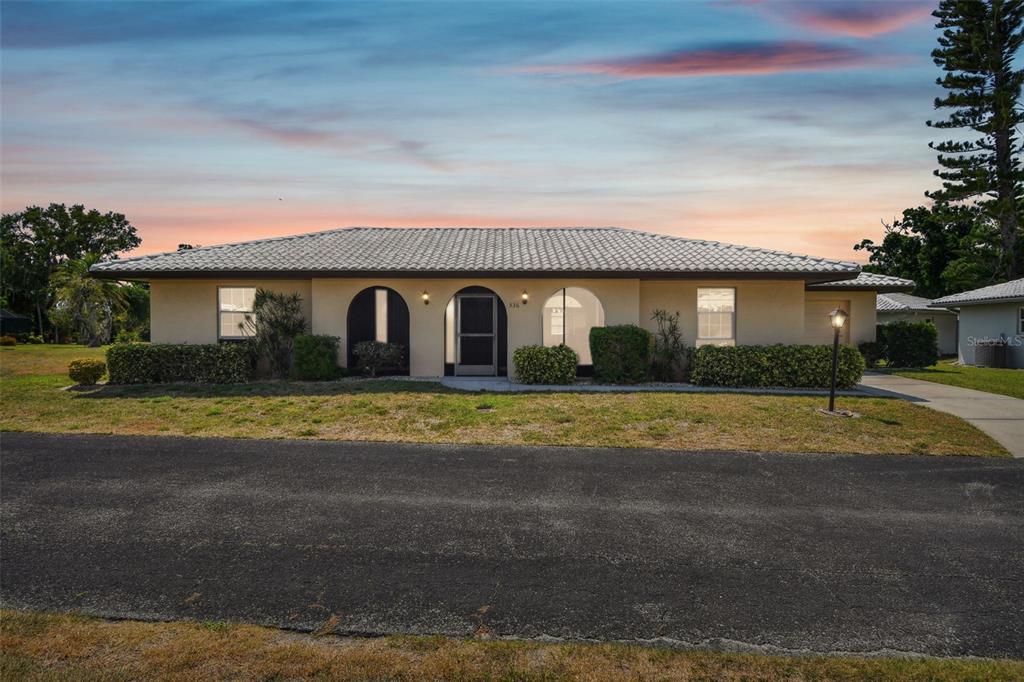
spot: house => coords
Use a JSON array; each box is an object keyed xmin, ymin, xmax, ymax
[
  {"xmin": 876, "ymin": 292, "xmax": 958, "ymax": 356},
  {"xmin": 90, "ymin": 227, "xmax": 903, "ymax": 377},
  {"xmin": 930, "ymin": 278, "xmax": 1024, "ymax": 368},
  {"xmin": 0, "ymin": 309, "xmax": 34, "ymax": 337}
]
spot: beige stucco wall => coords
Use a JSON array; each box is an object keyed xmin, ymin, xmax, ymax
[
  {"xmin": 803, "ymin": 290, "xmax": 876, "ymax": 346},
  {"xmin": 148, "ymin": 276, "xmax": 886, "ymax": 376},
  {"xmin": 312, "ymin": 278, "xmax": 640, "ymax": 376},
  {"xmin": 638, "ymin": 279, "xmax": 806, "ymax": 345},
  {"xmin": 150, "ymin": 280, "xmax": 313, "ymax": 345}
]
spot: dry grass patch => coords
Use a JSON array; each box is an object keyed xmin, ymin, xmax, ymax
[
  {"xmin": 0, "ymin": 344, "xmax": 1008, "ymax": 456},
  {"xmin": 1, "ymin": 610, "xmax": 1021, "ymax": 681}
]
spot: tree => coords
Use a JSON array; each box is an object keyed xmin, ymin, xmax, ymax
[
  {"xmin": 49, "ymin": 254, "xmax": 126, "ymax": 347},
  {"xmin": 854, "ymin": 203, "xmax": 995, "ymax": 298},
  {"xmin": 113, "ymin": 282, "xmax": 150, "ymax": 341},
  {"xmin": 1, "ymin": 204, "xmax": 141, "ymax": 336},
  {"xmin": 928, "ymin": 0, "xmax": 1024, "ymax": 278},
  {"xmin": 241, "ymin": 289, "xmax": 308, "ymax": 377}
]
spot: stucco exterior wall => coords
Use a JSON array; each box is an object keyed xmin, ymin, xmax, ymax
[
  {"xmin": 148, "ymin": 276, "xmax": 890, "ymax": 376},
  {"xmin": 312, "ymin": 278, "xmax": 640, "ymax": 376},
  {"xmin": 638, "ymin": 279, "xmax": 806, "ymax": 345},
  {"xmin": 956, "ymin": 302, "xmax": 1024, "ymax": 367},
  {"xmin": 877, "ymin": 310, "xmax": 958, "ymax": 356},
  {"xmin": 803, "ymin": 291, "xmax": 876, "ymax": 346},
  {"xmin": 150, "ymin": 280, "xmax": 313, "ymax": 345}
]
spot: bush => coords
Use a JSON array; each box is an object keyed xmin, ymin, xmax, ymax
[
  {"xmin": 114, "ymin": 328, "xmax": 141, "ymax": 344},
  {"xmin": 106, "ymin": 343, "xmax": 254, "ymax": 384},
  {"xmin": 650, "ymin": 309, "xmax": 691, "ymax": 382},
  {"xmin": 292, "ymin": 334, "xmax": 341, "ymax": 380},
  {"xmin": 690, "ymin": 344, "xmax": 865, "ymax": 389},
  {"xmin": 858, "ymin": 341, "xmax": 884, "ymax": 368},
  {"xmin": 878, "ymin": 321, "xmax": 938, "ymax": 368},
  {"xmin": 513, "ymin": 344, "xmax": 579, "ymax": 384},
  {"xmin": 68, "ymin": 358, "xmax": 106, "ymax": 385},
  {"xmin": 352, "ymin": 340, "xmax": 404, "ymax": 377},
  {"xmin": 26, "ymin": 334, "xmax": 44, "ymax": 344},
  {"xmin": 589, "ymin": 325, "xmax": 653, "ymax": 384},
  {"xmin": 240, "ymin": 289, "xmax": 308, "ymax": 378},
  {"xmin": 0, "ymin": 336, "xmax": 16, "ymax": 346}
]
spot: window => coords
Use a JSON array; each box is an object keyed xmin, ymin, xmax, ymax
[
  {"xmin": 218, "ymin": 287, "xmax": 255, "ymax": 339},
  {"xmin": 1019, "ymin": 306, "xmax": 1024, "ymax": 335},
  {"xmin": 375, "ymin": 288, "xmax": 388, "ymax": 342},
  {"xmin": 697, "ymin": 288, "xmax": 735, "ymax": 346},
  {"xmin": 542, "ymin": 287, "xmax": 605, "ymax": 365}
]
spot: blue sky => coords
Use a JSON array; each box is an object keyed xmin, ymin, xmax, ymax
[{"xmin": 1, "ymin": 0, "xmax": 942, "ymax": 258}]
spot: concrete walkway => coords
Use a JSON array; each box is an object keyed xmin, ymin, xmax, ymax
[{"xmin": 859, "ymin": 372, "xmax": 1024, "ymax": 458}]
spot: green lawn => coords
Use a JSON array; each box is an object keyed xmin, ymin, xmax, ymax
[
  {"xmin": 895, "ymin": 359, "xmax": 1024, "ymax": 399},
  {"xmin": 0, "ymin": 344, "xmax": 1008, "ymax": 456},
  {"xmin": 2, "ymin": 610, "xmax": 1020, "ymax": 682}
]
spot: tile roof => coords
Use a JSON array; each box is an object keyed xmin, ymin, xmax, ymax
[
  {"xmin": 807, "ymin": 271, "xmax": 914, "ymax": 291},
  {"xmin": 90, "ymin": 227, "xmax": 861, "ymax": 279},
  {"xmin": 930, "ymin": 278, "xmax": 1024, "ymax": 307},
  {"xmin": 877, "ymin": 293, "xmax": 953, "ymax": 313}
]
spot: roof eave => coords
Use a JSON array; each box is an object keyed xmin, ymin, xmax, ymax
[{"xmin": 929, "ymin": 296, "xmax": 1024, "ymax": 308}]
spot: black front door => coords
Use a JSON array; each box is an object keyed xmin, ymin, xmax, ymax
[{"xmin": 456, "ymin": 294, "xmax": 496, "ymax": 376}]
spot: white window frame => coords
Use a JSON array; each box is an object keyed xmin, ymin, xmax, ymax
[
  {"xmin": 218, "ymin": 286, "xmax": 256, "ymax": 340},
  {"xmin": 1019, "ymin": 305, "xmax": 1024, "ymax": 335},
  {"xmin": 696, "ymin": 287, "xmax": 736, "ymax": 347}
]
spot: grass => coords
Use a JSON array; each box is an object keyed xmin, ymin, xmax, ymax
[
  {"xmin": 894, "ymin": 359, "xmax": 1024, "ymax": 399},
  {"xmin": 1, "ymin": 610, "xmax": 1021, "ymax": 682},
  {"xmin": 0, "ymin": 344, "xmax": 1008, "ymax": 456}
]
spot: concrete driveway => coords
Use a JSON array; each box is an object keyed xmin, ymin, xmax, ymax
[
  {"xmin": 2, "ymin": 432, "xmax": 1022, "ymax": 658},
  {"xmin": 859, "ymin": 372, "xmax": 1024, "ymax": 457}
]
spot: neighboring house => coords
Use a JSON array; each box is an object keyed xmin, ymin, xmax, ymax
[
  {"xmin": 876, "ymin": 293, "xmax": 958, "ymax": 356},
  {"xmin": 90, "ymin": 227, "xmax": 902, "ymax": 377},
  {"xmin": 805, "ymin": 272, "xmax": 914, "ymax": 346},
  {"xmin": 931, "ymin": 278, "xmax": 1024, "ymax": 368}
]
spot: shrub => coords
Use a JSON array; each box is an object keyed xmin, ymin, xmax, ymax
[
  {"xmin": 26, "ymin": 334, "xmax": 44, "ymax": 344},
  {"xmin": 0, "ymin": 336, "xmax": 16, "ymax": 346},
  {"xmin": 106, "ymin": 342, "xmax": 254, "ymax": 384},
  {"xmin": 352, "ymin": 340, "xmax": 404, "ymax": 377},
  {"xmin": 114, "ymin": 328, "xmax": 141, "ymax": 344},
  {"xmin": 858, "ymin": 341, "xmax": 884, "ymax": 368},
  {"xmin": 879, "ymin": 321, "xmax": 938, "ymax": 368},
  {"xmin": 690, "ymin": 344, "xmax": 865, "ymax": 389},
  {"xmin": 292, "ymin": 334, "xmax": 341, "ymax": 380},
  {"xmin": 68, "ymin": 358, "xmax": 106, "ymax": 385},
  {"xmin": 240, "ymin": 289, "xmax": 308, "ymax": 378},
  {"xmin": 513, "ymin": 344, "xmax": 579, "ymax": 384},
  {"xmin": 650, "ymin": 309, "xmax": 691, "ymax": 382},
  {"xmin": 589, "ymin": 325, "xmax": 653, "ymax": 384}
]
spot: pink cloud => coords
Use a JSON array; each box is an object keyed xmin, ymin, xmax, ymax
[
  {"xmin": 742, "ymin": 1, "xmax": 934, "ymax": 38},
  {"xmin": 516, "ymin": 42, "xmax": 890, "ymax": 79}
]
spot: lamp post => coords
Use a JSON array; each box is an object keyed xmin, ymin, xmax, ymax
[{"xmin": 828, "ymin": 308, "xmax": 848, "ymax": 413}]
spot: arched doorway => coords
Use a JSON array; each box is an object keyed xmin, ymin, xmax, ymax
[
  {"xmin": 444, "ymin": 286, "xmax": 508, "ymax": 376},
  {"xmin": 347, "ymin": 287, "xmax": 410, "ymax": 375}
]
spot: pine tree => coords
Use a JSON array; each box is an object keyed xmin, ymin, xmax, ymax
[{"xmin": 928, "ymin": 0, "xmax": 1024, "ymax": 277}]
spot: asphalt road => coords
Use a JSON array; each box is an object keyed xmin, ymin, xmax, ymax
[{"xmin": 2, "ymin": 432, "xmax": 1022, "ymax": 658}]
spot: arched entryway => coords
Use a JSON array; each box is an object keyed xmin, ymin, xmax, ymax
[
  {"xmin": 347, "ymin": 287, "xmax": 410, "ymax": 375},
  {"xmin": 444, "ymin": 286, "xmax": 508, "ymax": 376},
  {"xmin": 541, "ymin": 286, "xmax": 605, "ymax": 376}
]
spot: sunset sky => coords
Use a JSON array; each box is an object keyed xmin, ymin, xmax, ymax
[{"xmin": 1, "ymin": 1, "xmax": 942, "ymax": 260}]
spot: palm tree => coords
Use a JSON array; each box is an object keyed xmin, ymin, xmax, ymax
[{"xmin": 49, "ymin": 254, "xmax": 125, "ymax": 346}]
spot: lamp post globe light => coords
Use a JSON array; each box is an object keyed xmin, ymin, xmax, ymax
[{"xmin": 828, "ymin": 308, "xmax": 848, "ymax": 413}]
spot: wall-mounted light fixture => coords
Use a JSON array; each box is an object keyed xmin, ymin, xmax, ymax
[
  {"xmin": 521, "ymin": 290, "xmax": 529, "ymax": 305},
  {"xmin": 421, "ymin": 291, "xmax": 430, "ymax": 305}
]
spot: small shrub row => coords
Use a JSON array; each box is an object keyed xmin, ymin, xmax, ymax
[
  {"xmin": 353, "ymin": 340, "xmax": 405, "ymax": 376},
  {"xmin": 513, "ymin": 344, "xmax": 579, "ymax": 384},
  {"xmin": 690, "ymin": 344, "xmax": 865, "ymax": 389},
  {"xmin": 590, "ymin": 325, "xmax": 653, "ymax": 384},
  {"xmin": 68, "ymin": 358, "xmax": 106, "ymax": 385},
  {"xmin": 292, "ymin": 334, "xmax": 341, "ymax": 380},
  {"xmin": 106, "ymin": 343, "xmax": 254, "ymax": 384},
  {"xmin": 869, "ymin": 321, "xmax": 939, "ymax": 368},
  {"xmin": 0, "ymin": 336, "xmax": 16, "ymax": 346}
]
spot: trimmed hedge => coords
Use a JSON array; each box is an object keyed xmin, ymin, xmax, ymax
[
  {"xmin": 68, "ymin": 358, "xmax": 106, "ymax": 385},
  {"xmin": 690, "ymin": 344, "xmax": 866, "ymax": 389},
  {"xmin": 589, "ymin": 325, "xmax": 653, "ymax": 384},
  {"xmin": 513, "ymin": 344, "xmax": 579, "ymax": 384},
  {"xmin": 877, "ymin": 321, "xmax": 938, "ymax": 368},
  {"xmin": 292, "ymin": 334, "xmax": 341, "ymax": 380},
  {"xmin": 106, "ymin": 343, "xmax": 254, "ymax": 384},
  {"xmin": 0, "ymin": 336, "xmax": 16, "ymax": 346}
]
